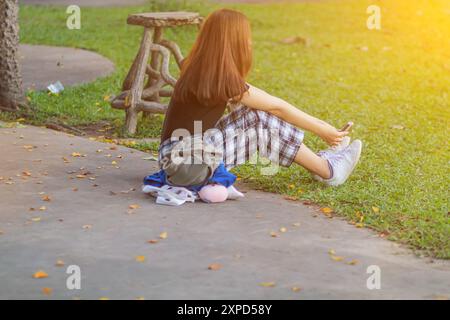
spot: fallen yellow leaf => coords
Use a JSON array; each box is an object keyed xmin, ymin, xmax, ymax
[
  {"xmin": 320, "ymin": 207, "xmax": 333, "ymax": 214},
  {"xmin": 129, "ymin": 204, "xmax": 140, "ymax": 210},
  {"xmin": 432, "ymin": 295, "xmax": 449, "ymax": 300},
  {"xmin": 55, "ymin": 260, "xmax": 65, "ymax": 267},
  {"xmin": 346, "ymin": 259, "xmax": 359, "ymax": 266},
  {"xmin": 291, "ymin": 286, "xmax": 302, "ymax": 292},
  {"xmin": 41, "ymin": 195, "xmax": 51, "ymax": 202},
  {"xmin": 208, "ymin": 263, "xmax": 222, "ymax": 271},
  {"xmin": 372, "ymin": 206, "xmax": 380, "ymax": 213},
  {"xmin": 42, "ymin": 287, "xmax": 53, "ymax": 296},
  {"xmin": 279, "ymin": 227, "xmax": 287, "ymax": 233},
  {"xmin": 330, "ymin": 255, "xmax": 345, "ymax": 262},
  {"xmin": 259, "ymin": 282, "xmax": 276, "ymax": 287},
  {"xmin": 33, "ymin": 270, "xmax": 48, "ymax": 279},
  {"xmin": 135, "ymin": 255, "xmax": 146, "ymax": 262},
  {"xmin": 159, "ymin": 232, "xmax": 168, "ymax": 239},
  {"xmin": 270, "ymin": 231, "xmax": 278, "ymax": 238}
]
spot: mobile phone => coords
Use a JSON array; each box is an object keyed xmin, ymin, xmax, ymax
[{"xmin": 340, "ymin": 121, "xmax": 353, "ymax": 132}]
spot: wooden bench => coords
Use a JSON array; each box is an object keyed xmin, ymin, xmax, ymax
[{"xmin": 111, "ymin": 12, "xmax": 203, "ymax": 134}]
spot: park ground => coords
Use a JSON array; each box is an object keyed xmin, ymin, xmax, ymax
[{"xmin": 1, "ymin": 0, "xmax": 449, "ymax": 259}]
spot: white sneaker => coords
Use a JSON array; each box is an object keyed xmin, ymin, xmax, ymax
[
  {"xmin": 317, "ymin": 139, "xmax": 362, "ymax": 186},
  {"xmin": 313, "ymin": 136, "xmax": 351, "ymax": 182},
  {"xmin": 324, "ymin": 136, "xmax": 351, "ymax": 153}
]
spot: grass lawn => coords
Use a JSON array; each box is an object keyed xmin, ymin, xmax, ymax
[{"xmin": 4, "ymin": 0, "xmax": 449, "ymax": 257}]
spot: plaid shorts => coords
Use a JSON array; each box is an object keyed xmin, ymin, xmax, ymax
[{"xmin": 159, "ymin": 104, "xmax": 304, "ymax": 169}]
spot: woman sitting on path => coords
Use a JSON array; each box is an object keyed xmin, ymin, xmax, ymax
[{"xmin": 144, "ymin": 8, "xmax": 362, "ymax": 204}]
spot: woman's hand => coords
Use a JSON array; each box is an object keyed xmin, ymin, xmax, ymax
[
  {"xmin": 239, "ymin": 85, "xmax": 351, "ymax": 145},
  {"xmin": 316, "ymin": 122, "xmax": 349, "ymax": 146}
]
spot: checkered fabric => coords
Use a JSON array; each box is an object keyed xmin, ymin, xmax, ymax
[{"xmin": 159, "ymin": 104, "xmax": 304, "ymax": 169}]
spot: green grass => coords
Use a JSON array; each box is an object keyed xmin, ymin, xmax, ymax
[{"xmin": 4, "ymin": 0, "xmax": 449, "ymax": 257}]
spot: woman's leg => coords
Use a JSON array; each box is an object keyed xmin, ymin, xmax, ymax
[
  {"xmin": 293, "ymin": 144, "xmax": 331, "ymax": 179},
  {"xmin": 214, "ymin": 105, "xmax": 330, "ymax": 177}
]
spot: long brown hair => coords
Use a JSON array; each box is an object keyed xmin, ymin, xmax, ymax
[{"xmin": 174, "ymin": 8, "xmax": 252, "ymax": 105}]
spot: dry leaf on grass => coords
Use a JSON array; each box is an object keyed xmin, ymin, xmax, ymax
[
  {"xmin": 280, "ymin": 36, "xmax": 310, "ymax": 46},
  {"xmin": 320, "ymin": 207, "xmax": 333, "ymax": 214}
]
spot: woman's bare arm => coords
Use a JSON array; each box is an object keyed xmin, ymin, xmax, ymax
[{"xmin": 239, "ymin": 84, "xmax": 349, "ymax": 146}]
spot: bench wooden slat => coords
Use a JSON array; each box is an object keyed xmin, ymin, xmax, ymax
[{"xmin": 127, "ymin": 12, "xmax": 202, "ymax": 27}]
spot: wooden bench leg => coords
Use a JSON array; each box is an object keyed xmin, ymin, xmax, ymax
[
  {"xmin": 125, "ymin": 27, "xmax": 153, "ymax": 135},
  {"xmin": 143, "ymin": 26, "xmax": 163, "ymax": 120}
]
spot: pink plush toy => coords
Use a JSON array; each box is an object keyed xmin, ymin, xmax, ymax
[{"xmin": 198, "ymin": 184, "xmax": 228, "ymax": 203}]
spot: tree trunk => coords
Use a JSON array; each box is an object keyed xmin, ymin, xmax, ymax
[{"xmin": 0, "ymin": 0, "xmax": 25, "ymax": 112}]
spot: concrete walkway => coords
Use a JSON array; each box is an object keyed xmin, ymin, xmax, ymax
[
  {"xmin": 0, "ymin": 124, "xmax": 449, "ymax": 299},
  {"xmin": 19, "ymin": 44, "xmax": 115, "ymax": 92}
]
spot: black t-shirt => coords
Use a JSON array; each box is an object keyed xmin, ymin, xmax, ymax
[{"xmin": 161, "ymin": 92, "xmax": 228, "ymax": 143}]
